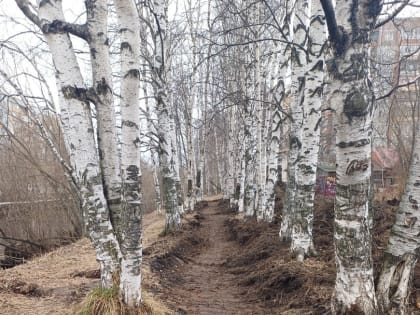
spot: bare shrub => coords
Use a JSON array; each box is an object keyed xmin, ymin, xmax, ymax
[{"xmin": 0, "ymin": 106, "xmax": 81, "ymax": 267}]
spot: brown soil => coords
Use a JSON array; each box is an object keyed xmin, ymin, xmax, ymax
[
  {"xmin": 2, "ymin": 193, "xmax": 420, "ymax": 314},
  {"xmin": 150, "ymin": 193, "xmax": 420, "ymax": 315}
]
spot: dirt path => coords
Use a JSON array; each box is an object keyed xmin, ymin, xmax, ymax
[{"xmin": 161, "ymin": 198, "xmax": 263, "ymax": 315}]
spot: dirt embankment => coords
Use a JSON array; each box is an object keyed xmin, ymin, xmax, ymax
[
  {"xmin": 151, "ymin": 192, "xmax": 420, "ymax": 315},
  {"xmin": 150, "ymin": 197, "xmax": 333, "ymax": 315}
]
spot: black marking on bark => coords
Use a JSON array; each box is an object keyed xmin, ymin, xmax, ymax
[
  {"xmin": 124, "ymin": 69, "xmax": 140, "ymax": 79},
  {"xmin": 126, "ymin": 165, "xmax": 139, "ymax": 181},
  {"xmin": 234, "ymin": 183, "xmax": 240, "ymax": 200},
  {"xmin": 337, "ymin": 138, "xmax": 370, "ymax": 148},
  {"xmin": 120, "ymin": 42, "xmax": 133, "ymax": 53},
  {"xmin": 298, "ymin": 164, "xmax": 315, "ymax": 175},
  {"xmin": 345, "ymin": 159, "xmax": 369, "ymax": 175},
  {"xmin": 344, "ymin": 89, "xmax": 369, "ymax": 122},
  {"xmin": 409, "ymin": 196, "xmax": 418, "ymax": 204},
  {"xmin": 133, "ymin": 137, "xmax": 141, "ymax": 147},
  {"xmin": 314, "ymin": 118, "xmax": 322, "ymax": 131},
  {"xmin": 81, "ymin": 168, "xmax": 88, "ymax": 186},
  {"xmin": 62, "ymin": 85, "xmax": 98, "ymax": 105},
  {"xmin": 39, "ymin": 0, "xmax": 52, "ymax": 8},
  {"xmin": 310, "ymin": 15, "xmax": 325, "ymax": 27},
  {"xmin": 414, "ymin": 181, "xmax": 420, "ymax": 187},
  {"xmin": 104, "ymin": 38, "xmax": 109, "ymax": 46},
  {"xmin": 196, "ymin": 170, "xmax": 201, "ymax": 188},
  {"xmin": 298, "ymin": 76, "xmax": 306, "ymax": 93},
  {"xmin": 90, "ymin": 48, "xmax": 97, "ymax": 59},
  {"xmin": 291, "ymin": 46, "xmax": 303, "ymax": 68},
  {"xmin": 96, "ymin": 77, "xmax": 111, "ymax": 96},
  {"xmin": 119, "ymin": 28, "xmax": 129, "ymax": 33},
  {"xmin": 290, "ymin": 136, "xmax": 302, "ymax": 150},
  {"xmin": 121, "ymin": 120, "xmax": 139, "ymax": 129},
  {"xmin": 310, "ymin": 60, "xmax": 324, "ymax": 72}
]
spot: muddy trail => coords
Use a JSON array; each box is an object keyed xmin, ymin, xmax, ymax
[
  {"xmin": 148, "ymin": 197, "xmax": 333, "ymax": 315},
  {"xmin": 148, "ymin": 195, "xmax": 420, "ymax": 315},
  {"xmin": 156, "ymin": 199, "xmax": 261, "ymax": 314}
]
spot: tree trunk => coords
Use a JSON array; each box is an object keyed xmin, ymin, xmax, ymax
[
  {"xmin": 322, "ymin": 0, "xmax": 381, "ymax": 313},
  {"xmin": 152, "ymin": 0, "xmax": 181, "ymax": 230},
  {"xmin": 290, "ymin": 0, "xmax": 326, "ymax": 261},
  {"xmin": 265, "ymin": 51, "xmax": 285, "ymax": 222},
  {"xmin": 376, "ymin": 120, "xmax": 420, "ymax": 314},
  {"xmin": 30, "ymin": 0, "xmax": 120, "ymax": 289},
  {"xmin": 114, "ymin": 0, "xmax": 142, "ymax": 307},
  {"xmin": 281, "ymin": 2, "xmax": 304, "ymax": 241},
  {"xmin": 86, "ymin": 0, "xmax": 123, "ymax": 246}
]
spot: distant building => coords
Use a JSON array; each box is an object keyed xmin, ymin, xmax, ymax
[
  {"xmin": 371, "ymin": 17, "xmax": 420, "ymax": 148},
  {"xmin": 372, "ymin": 147, "xmax": 401, "ymax": 189}
]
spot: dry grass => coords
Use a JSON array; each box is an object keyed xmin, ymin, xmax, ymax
[
  {"xmin": 0, "ymin": 211, "xmax": 171, "ymax": 315},
  {"xmin": 75, "ymin": 287, "xmax": 170, "ymax": 315}
]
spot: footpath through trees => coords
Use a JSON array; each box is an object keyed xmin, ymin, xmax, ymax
[{"xmin": 2, "ymin": 196, "xmax": 420, "ymax": 314}]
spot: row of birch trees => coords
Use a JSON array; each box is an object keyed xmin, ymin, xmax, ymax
[{"xmin": 2, "ymin": 0, "xmax": 419, "ymax": 313}]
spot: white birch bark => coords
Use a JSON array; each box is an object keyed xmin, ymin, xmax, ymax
[
  {"xmin": 290, "ymin": 0, "xmax": 326, "ymax": 261},
  {"xmin": 265, "ymin": 53, "xmax": 286, "ymax": 222},
  {"xmin": 23, "ymin": 0, "xmax": 121, "ymax": 289},
  {"xmin": 255, "ymin": 26, "xmax": 266, "ymax": 221},
  {"xmin": 169, "ymin": 99, "xmax": 184, "ymax": 216},
  {"xmin": 281, "ymin": 1, "xmax": 305, "ymax": 241},
  {"xmin": 376, "ymin": 122, "xmax": 420, "ymax": 314},
  {"xmin": 243, "ymin": 7, "xmax": 257, "ymax": 217},
  {"xmin": 185, "ymin": 114, "xmax": 195, "ymax": 211},
  {"xmin": 151, "ymin": 0, "xmax": 181, "ymax": 230},
  {"xmin": 114, "ymin": 0, "xmax": 142, "ymax": 307},
  {"xmin": 143, "ymin": 68, "xmax": 162, "ymax": 213},
  {"xmin": 197, "ymin": 72, "xmax": 208, "ymax": 201},
  {"xmin": 86, "ymin": 0, "xmax": 122, "ymax": 242},
  {"xmin": 226, "ymin": 107, "xmax": 236, "ymax": 204},
  {"xmin": 323, "ymin": 0, "xmax": 381, "ymax": 313}
]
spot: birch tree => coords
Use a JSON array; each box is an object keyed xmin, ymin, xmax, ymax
[
  {"xmin": 321, "ymin": 0, "xmax": 382, "ymax": 313},
  {"xmin": 376, "ymin": 116, "xmax": 420, "ymax": 313},
  {"xmin": 290, "ymin": 0, "xmax": 326, "ymax": 261},
  {"xmin": 280, "ymin": 0, "xmax": 304, "ymax": 241},
  {"xmin": 114, "ymin": 0, "xmax": 143, "ymax": 306},
  {"xmin": 15, "ymin": 0, "xmax": 144, "ymax": 309},
  {"xmin": 150, "ymin": 0, "xmax": 181, "ymax": 230}
]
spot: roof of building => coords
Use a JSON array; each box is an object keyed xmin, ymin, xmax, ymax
[{"xmin": 372, "ymin": 147, "xmax": 400, "ymax": 170}]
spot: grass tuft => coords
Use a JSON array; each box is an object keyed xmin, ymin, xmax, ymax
[
  {"xmin": 76, "ymin": 287, "xmax": 169, "ymax": 315},
  {"xmin": 77, "ymin": 287, "xmax": 124, "ymax": 315}
]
